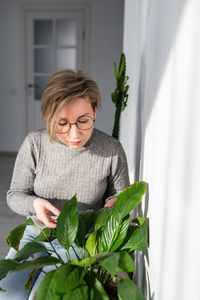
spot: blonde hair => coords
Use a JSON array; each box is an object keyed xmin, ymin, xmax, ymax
[{"xmin": 41, "ymin": 69, "xmax": 101, "ymax": 141}]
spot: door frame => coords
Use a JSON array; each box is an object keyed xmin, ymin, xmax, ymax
[{"xmin": 20, "ymin": 2, "xmax": 91, "ymax": 136}]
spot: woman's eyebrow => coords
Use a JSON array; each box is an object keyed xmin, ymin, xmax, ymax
[
  {"xmin": 58, "ymin": 113, "xmax": 90, "ymax": 121},
  {"xmin": 78, "ymin": 113, "xmax": 90, "ymax": 118}
]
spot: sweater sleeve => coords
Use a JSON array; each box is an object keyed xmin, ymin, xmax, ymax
[
  {"xmin": 7, "ymin": 134, "xmax": 38, "ymax": 216},
  {"xmin": 105, "ymin": 143, "xmax": 130, "ymax": 202}
]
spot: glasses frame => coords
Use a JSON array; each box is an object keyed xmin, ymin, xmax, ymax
[{"xmin": 56, "ymin": 115, "xmax": 95, "ymax": 134}]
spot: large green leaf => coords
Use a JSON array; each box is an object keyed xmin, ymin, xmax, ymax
[
  {"xmin": 0, "ymin": 259, "xmax": 19, "ymax": 281},
  {"xmin": 85, "ymin": 230, "xmax": 98, "ymax": 256},
  {"xmin": 75, "ymin": 210, "xmax": 94, "ymax": 247},
  {"xmin": 41, "ymin": 265, "xmax": 74, "ymax": 299},
  {"xmin": 100, "ymin": 214, "xmax": 120, "ymax": 251},
  {"xmin": 70, "ymin": 256, "xmax": 97, "ymax": 267},
  {"xmin": 52, "ymin": 265, "xmax": 85, "ymax": 295},
  {"xmin": 98, "ymin": 252, "xmax": 120, "ymax": 279},
  {"xmin": 36, "ymin": 270, "xmax": 59, "ymax": 300},
  {"xmin": 120, "ymin": 218, "xmax": 149, "ymax": 251},
  {"xmin": 0, "ymin": 257, "xmax": 58, "ymax": 292},
  {"xmin": 100, "ymin": 182, "xmax": 147, "ymax": 251},
  {"xmin": 116, "ymin": 252, "xmax": 136, "ymax": 273},
  {"xmin": 56, "ymin": 195, "xmax": 79, "ymax": 250},
  {"xmin": 70, "ymin": 252, "xmax": 119, "ymax": 270},
  {"xmin": 20, "ymin": 256, "xmax": 60, "ymax": 291},
  {"xmin": 114, "ymin": 182, "xmax": 147, "ymax": 220},
  {"xmin": 117, "ymin": 277, "xmax": 145, "ymax": 300},
  {"xmin": 36, "ymin": 264, "xmax": 85, "ymax": 300},
  {"xmin": 94, "ymin": 207, "xmax": 114, "ymax": 231},
  {"xmin": 91, "ymin": 278, "xmax": 109, "ymax": 300},
  {"xmin": 6, "ymin": 218, "xmax": 35, "ymax": 250},
  {"xmin": 73, "ymin": 252, "xmax": 120, "ymax": 277},
  {"xmin": 14, "ymin": 241, "xmax": 49, "ymax": 261},
  {"xmin": 34, "ymin": 228, "xmax": 57, "ymax": 243},
  {"xmin": 62, "ymin": 283, "xmax": 88, "ymax": 300},
  {"xmin": 14, "ymin": 256, "xmax": 60, "ymax": 271},
  {"xmin": 109, "ymin": 215, "xmax": 130, "ymax": 252}
]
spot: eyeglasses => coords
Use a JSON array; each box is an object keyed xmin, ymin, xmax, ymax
[{"xmin": 56, "ymin": 115, "xmax": 95, "ymax": 134}]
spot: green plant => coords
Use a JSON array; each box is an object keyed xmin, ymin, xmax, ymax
[
  {"xmin": 0, "ymin": 182, "xmax": 148, "ymax": 300},
  {"xmin": 112, "ymin": 53, "xmax": 129, "ymax": 140}
]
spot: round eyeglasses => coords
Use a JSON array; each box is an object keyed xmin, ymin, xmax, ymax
[{"xmin": 56, "ymin": 115, "xmax": 95, "ymax": 134}]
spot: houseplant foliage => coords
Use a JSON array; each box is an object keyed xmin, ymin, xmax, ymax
[
  {"xmin": 0, "ymin": 181, "xmax": 148, "ymax": 300},
  {"xmin": 111, "ymin": 53, "xmax": 129, "ymax": 140}
]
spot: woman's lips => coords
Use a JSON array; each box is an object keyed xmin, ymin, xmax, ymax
[{"xmin": 70, "ymin": 140, "xmax": 81, "ymax": 145}]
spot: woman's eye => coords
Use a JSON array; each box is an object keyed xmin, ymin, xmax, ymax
[
  {"xmin": 78, "ymin": 118, "xmax": 89, "ymax": 124},
  {"xmin": 58, "ymin": 122, "xmax": 68, "ymax": 126}
]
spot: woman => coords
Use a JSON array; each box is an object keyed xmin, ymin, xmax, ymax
[{"xmin": 0, "ymin": 69, "xmax": 130, "ymax": 299}]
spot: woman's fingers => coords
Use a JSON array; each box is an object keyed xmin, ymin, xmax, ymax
[
  {"xmin": 37, "ymin": 216, "xmax": 57, "ymax": 228},
  {"xmin": 104, "ymin": 197, "xmax": 117, "ymax": 207},
  {"xmin": 45, "ymin": 202, "xmax": 60, "ymax": 217},
  {"xmin": 33, "ymin": 198, "xmax": 60, "ymax": 228},
  {"xmin": 44, "ymin": 218, "xmax": 57, "ymax": 228}
]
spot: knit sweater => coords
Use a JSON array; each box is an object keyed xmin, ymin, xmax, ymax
[{"xmin": 7, "ymin": 128, "xmax": 130, "ymax": 226}]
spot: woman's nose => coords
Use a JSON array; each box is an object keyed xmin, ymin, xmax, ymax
[{"xmin": 69, "ymin": 123, "xmax": 80, "ymax": 137}]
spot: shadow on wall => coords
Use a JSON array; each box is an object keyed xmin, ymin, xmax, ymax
[
  {"xmin": 135, "ymin": 0, "xmax": 188, "ymax": 186},
  {"xmin": 133, "ymin": 1, "xmax": 188, "ymax": 299},
  {"xmin": 135, "ymin": 0, "xmax": 188, "ymax": 217}
]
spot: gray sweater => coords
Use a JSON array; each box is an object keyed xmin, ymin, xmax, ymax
[{"xmin": 7, "ymin": 128, "xmax": 129, "ymax": 225}]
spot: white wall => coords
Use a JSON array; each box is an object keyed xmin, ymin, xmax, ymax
[
  {"xmin": 0, "ymin": 0, "xmax": 124, "ymax": 152},
  {"xmin": 123, "ymin": 0, "xmax": 200, "ymax": 299},
  {"xmin": 0, "ymin": 1, "xmax": 22, "ymax": 152},
  {"xmin": 90, "ymin": 0, "xmax": 124, "ymax": 137},
  {"xmin": 120, "ymin": 0, "xmax": 144, "ymax": 184}
]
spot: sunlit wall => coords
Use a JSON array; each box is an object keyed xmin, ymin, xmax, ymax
[{"xmin": 122, "ymin": 0, "xmax": 200, "ymax": 299}]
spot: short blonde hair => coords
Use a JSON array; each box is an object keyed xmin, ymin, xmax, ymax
[{"xmin": 41, "ymin": 69, "xmax": 101, "ymax": 141}]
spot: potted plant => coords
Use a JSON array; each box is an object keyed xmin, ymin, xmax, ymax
[
  {"xmin": 111, "ymin": 53, "xmax": 129, "ymax": 140},
  {"xmin": 0, "ymin": 181, "xmax": 148, "ymax": 300}
]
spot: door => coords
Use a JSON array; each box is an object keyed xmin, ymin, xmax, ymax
[{"xmin": 25, "ymin": 9, "xmax": 85, "ymax": 132}]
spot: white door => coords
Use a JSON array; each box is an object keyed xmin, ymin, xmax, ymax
[{"xmin": 25, "ymin": 9, "xmax": 85, "ymax": 132}]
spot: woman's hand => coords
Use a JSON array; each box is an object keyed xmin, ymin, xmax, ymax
[
  {"xmin": 104, "ymin": 197, "xmax": 117, "ymax": 208},
  {"xmin": 33, "ymin": 198, "xmax": 60, "ymax": 228}
]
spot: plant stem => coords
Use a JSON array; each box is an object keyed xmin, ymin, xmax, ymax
[
  {"xmin": 67, "ymin": 249, "xmax": 71, "ymax": 261},
  {"xmin": 100, "ymin": 269, "xmax": 107, "ymax": 284},
  {"xmin": 82, "ymin": 246, "xmax": 85, "ymax": 258},
  {"xmin": 78, "ymin": 246, "xmax": 83, "ymax": 260},
  {"xmin": 33, "ymin": 225, "xmax": 65, "ymax": 264},
  {"xmin": 96, "ymin": 266, "xmax": 101, "ymax": 280},
  {"xmin": 49, "ymin": 241, "xmax": 65, "ymax": 264},
  {"xmin": 104, "ymin": 273, "xmax": 112, "ymax": 288}
]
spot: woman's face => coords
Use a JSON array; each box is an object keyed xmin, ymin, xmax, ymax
[{"xmin": 56, "ymin": 97, "xmax": 96, "ymax": 149}]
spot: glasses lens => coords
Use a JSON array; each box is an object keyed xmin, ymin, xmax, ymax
[
  {"xmin": 56, "ymin": 122, "xmax": 70, "ymax": 134},
  {"xmin": 77, "ymin": 116, "xmax": 94, "ymax": 130}
]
